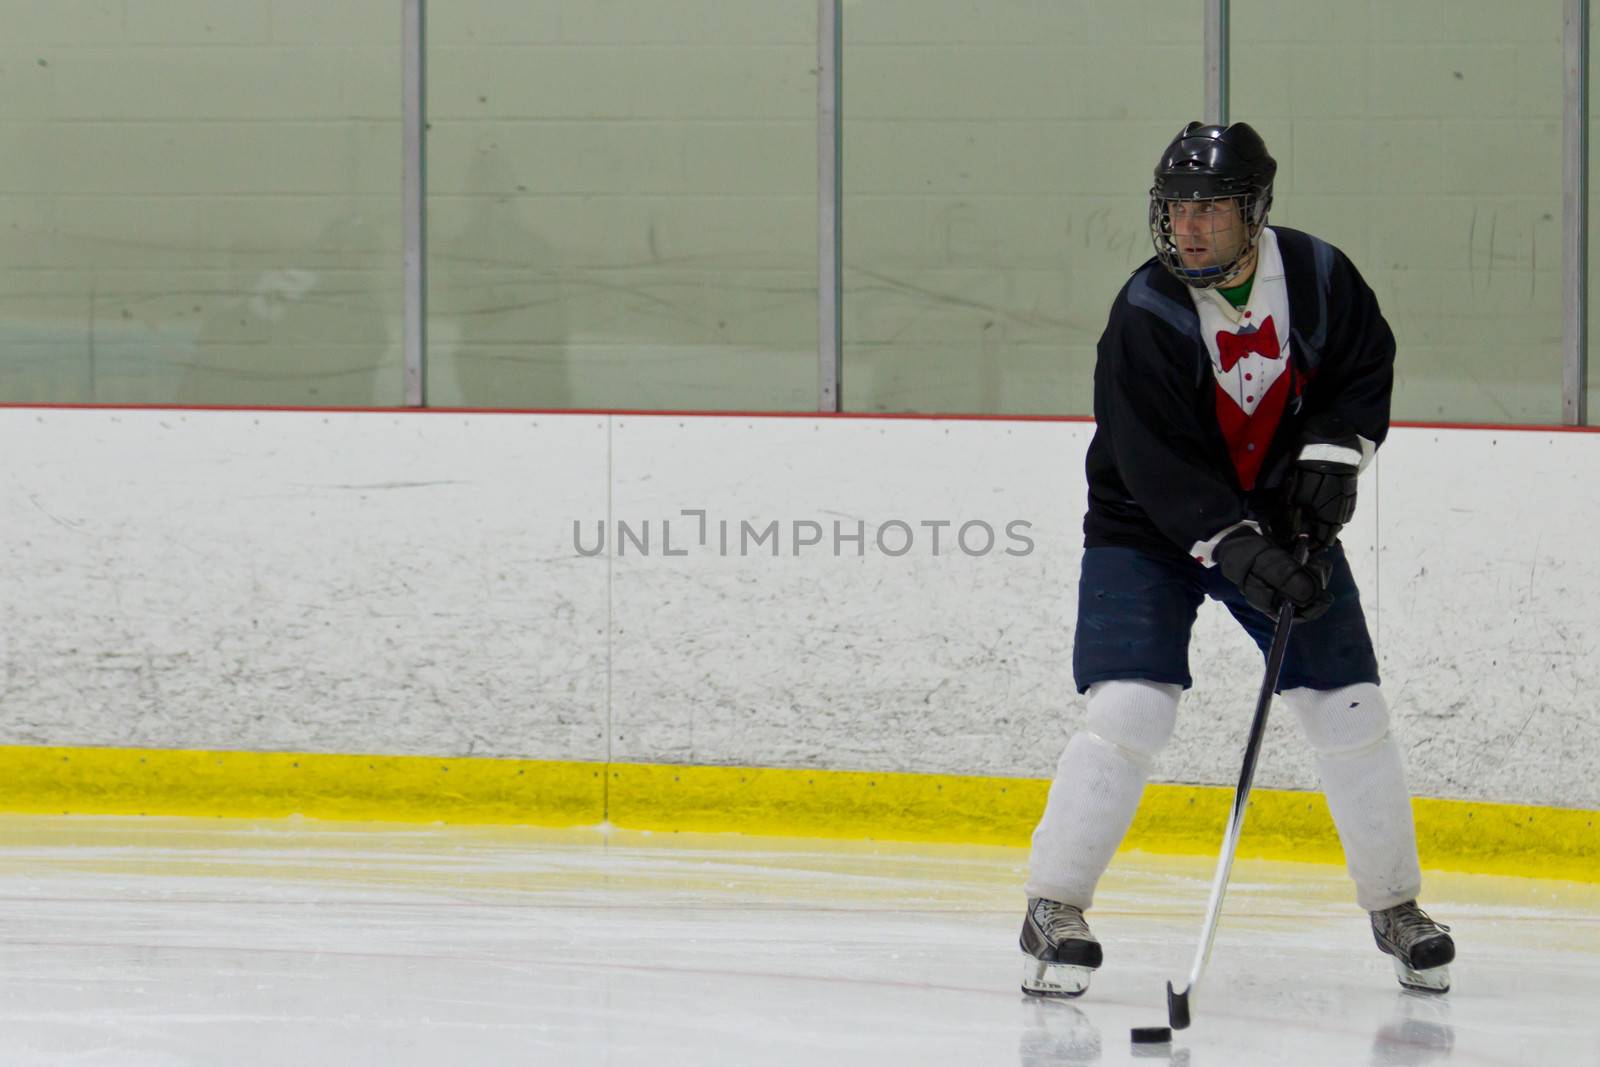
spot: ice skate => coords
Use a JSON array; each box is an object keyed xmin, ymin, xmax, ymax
[
  {"xmin": 1371, "ymin": 900, "xmax": 1454, "ymax": 993},
  {"xmin": 1020, "ymin": 897, "xmax": 1102, "ymax": 998}
]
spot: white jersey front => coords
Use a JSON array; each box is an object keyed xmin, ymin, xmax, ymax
[{"xmin": 1186, "ymin": 227, "xmax": 1297, "ymax": 489}]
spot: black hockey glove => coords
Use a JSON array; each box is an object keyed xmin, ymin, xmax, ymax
[
  {"xmin": 1285, "ymin": 414, "xmax": 1365, "ymax": 553},
  {"xmin": 1214, "ymin": 528, "xmax": 1333, "ymax": 622}
]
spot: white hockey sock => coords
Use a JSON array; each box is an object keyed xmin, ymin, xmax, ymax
[
  {"xmin": 1025, "ymin": 679, "xmax": 1180, "ymax": 909},
  {"xmin": 1283, "ymin": 683, "xmax": 1423, "ymax": 911}
]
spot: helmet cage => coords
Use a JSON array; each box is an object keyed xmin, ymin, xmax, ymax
[{"xmin": 1148, "ymin": 185, "xmax": 1272, "ymax": 290}]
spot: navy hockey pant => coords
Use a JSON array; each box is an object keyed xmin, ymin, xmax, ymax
[{"xmin": 1072, "ymin": 543, "xmax": 1381, "ymax": 694}]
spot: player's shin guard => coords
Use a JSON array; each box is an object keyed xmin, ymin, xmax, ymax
[
  {"xmin": 1282, "ymin": 683, "xmax": 1422, "ymax": 911},
  {"xmin": 1025, "ymin": 680, "xmax": 1181, "ymax": 909},
  {"xmin": 1284, "ymin": 684, "xmax": 1451, "ymax": 991},
  {"xmin": 1022, "ymin": 680, "xmax": 1178, "ymax": 995}
]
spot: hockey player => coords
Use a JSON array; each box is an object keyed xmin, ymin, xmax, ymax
[{"xmin": 1020, "ymin": 122, "xmax": 1455, "ymax": 999}]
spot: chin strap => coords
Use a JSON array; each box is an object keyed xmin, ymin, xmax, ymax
[{"xmin": 1178, "ymin": 247, "xmax": 1259, "ymax": 291}]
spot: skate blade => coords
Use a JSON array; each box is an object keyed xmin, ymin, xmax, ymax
[
  {"xmin": 1021, "ymin": 956, "xmax": 1091, "ymax": 998},
  {"xmin": 1392, "ymin": 957, "xmax": 1450, "ymax": 993}
]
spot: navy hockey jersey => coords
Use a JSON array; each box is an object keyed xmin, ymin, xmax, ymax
[{"xmin": 1083, "ymin": 226, "xmax": 1395, "ymax": 564}]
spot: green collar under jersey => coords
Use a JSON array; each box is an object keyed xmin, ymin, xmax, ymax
[{"xmin": 1219, "ymin": 273, "xmax": 1255, "ymax": 309}]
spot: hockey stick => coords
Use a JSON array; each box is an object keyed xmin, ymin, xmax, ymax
[{"xmin": 1165, "ymin": 547, "xmax": 1305, "ymax": 1031}]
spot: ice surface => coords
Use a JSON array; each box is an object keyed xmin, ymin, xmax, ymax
[{"xmin": 0, "ymin": 815, "xmax": 1595, "ymax": 1065}]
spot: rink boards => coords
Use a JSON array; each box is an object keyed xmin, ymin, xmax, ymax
[{"xmin": 0, "ymin": 408, "xmax": 1595, "ymax": 879}]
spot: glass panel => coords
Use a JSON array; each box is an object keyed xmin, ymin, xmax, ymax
[
  {"xmin": 0, "ymin": 1, "xmax": 404, "ymax": 406},
  {"xmin": 426, "ymin": 3, "xmax": 816, "ymax": 411},
  {"xmin": 1233, "ymin": 2, "xmax": 1565, "ymax": 424},
  {"xmin": 842, "ymin": 3, "xmax": 1204, "ymax": 414}
]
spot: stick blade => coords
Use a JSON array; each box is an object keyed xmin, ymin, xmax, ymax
[{"xmin": 1166, "ymin": 981, "xmax": 1192, "ymax": 1030}]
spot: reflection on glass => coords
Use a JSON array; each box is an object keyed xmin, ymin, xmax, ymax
[
  {"xmin": 429, "ymin": 145, "xmax": 573, "ymax": 408},
  {"xmin": 843, "ymin": 4, "xmax": 1204, "ymax": 414},
  {"xmin": 0, "ymin": 1, "xmax": 404, "ymax": 406},
  {"xmin": 425, "ymin": 3, "xmax": 816, "ymax": 411},
  {"xmin": 1233, "ymin": 2, "xmax": 1564, "ymax": 424}
]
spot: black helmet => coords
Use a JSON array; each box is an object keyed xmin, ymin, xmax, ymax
[{"xmin": 1148, "ymin": 121, "xmax": 1277, "ymax": 288}]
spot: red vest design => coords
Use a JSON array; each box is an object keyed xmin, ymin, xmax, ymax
[{"xmin": 1192, "ymin": 230, "xmax": 1296, "ymax": 492}]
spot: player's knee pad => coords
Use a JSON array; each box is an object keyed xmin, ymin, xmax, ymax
[
  {"xmin": 1083, "ymin": 679, "xmax": 1181, "ymax": 763},
  {"xmin": 1282, "ymin": 682, "xmax": 1391, "ymax": 757}
]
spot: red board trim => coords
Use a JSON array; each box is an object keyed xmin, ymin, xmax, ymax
[{"xmin": 0, "ymin": 402, "xmax": 1596, "ymax": 433}]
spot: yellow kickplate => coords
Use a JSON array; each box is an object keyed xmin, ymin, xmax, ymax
[
  {"xmin": 0, "ymin": 745, "xmax": 604, "ymax": 825},
  {"xmin": 0, "ymin": 745, "xmax": 1592, "ymax": 882}
]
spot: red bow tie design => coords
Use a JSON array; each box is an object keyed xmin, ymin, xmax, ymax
[{"xmin": 1215, "ymin": 316, "xmax": 1280, "ymax": 372}]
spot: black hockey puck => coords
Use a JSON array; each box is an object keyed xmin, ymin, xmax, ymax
[{"xmin": 1131, "ymin": 1026, "xmax": 1173, "ymax": 1044}]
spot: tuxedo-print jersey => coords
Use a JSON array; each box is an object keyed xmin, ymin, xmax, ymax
[
  {"xmin": 1083, "ymin": 226, "xmax": 1395, "ymax": 565},
  {"xmin": 1192, "ymin": 227, "xmax": 1295, "ymax": 492}
]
